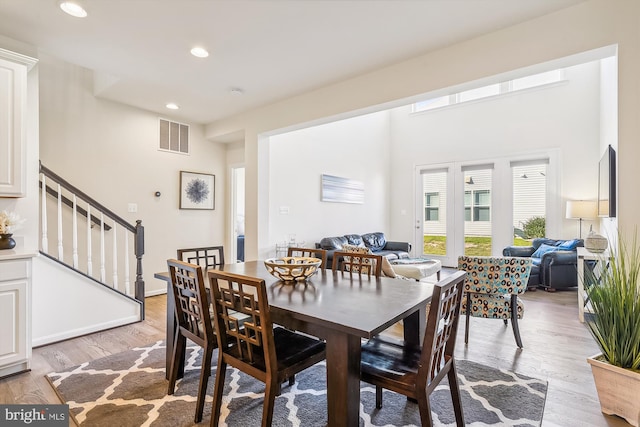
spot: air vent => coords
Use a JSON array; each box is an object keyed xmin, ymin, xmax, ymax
[{"xmin": 159, "ymin": 119, "xmax": 189, "ymax": 154}]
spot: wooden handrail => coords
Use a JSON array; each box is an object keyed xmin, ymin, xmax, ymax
[
  {"xmin": 39, "ymin": 162, "xmax": 134, "ymax": 233},
  {"xmin": 39, "ymin": 181, "xmax": 112, "ymax": 231}
]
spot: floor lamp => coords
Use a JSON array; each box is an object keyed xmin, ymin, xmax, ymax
[{"xmin": 566, "ymin": 200, "xmax": 597, "ymax": 238}]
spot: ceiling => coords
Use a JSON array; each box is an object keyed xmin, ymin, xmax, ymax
[{"xmin": 0, "ymin": 0, "xmax": 585, "ymax": 125}]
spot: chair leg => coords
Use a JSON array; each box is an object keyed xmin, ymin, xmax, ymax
[
  {"xmin": 262, "ymin": 380, "xmax": 278, "ymax": 427},
  {"xmin": 194, "ymin": 343, "xmax": 214, "ymax": 423},
  {"xmin": 376, "ymin": 385, "xmax": 383, "ymax": 409},
  {"xmin": 416, "ymin": 389, "xmax": 433, "ymax": 427},
  {"xmin": 210, "ymin": 360, "xmax": 227, "ymax": 427},
  {"xmin": 464, "ymin": 292, "xmax": 471, "ymax": 344},
  {"xmin": 288, "ymin": 375, "xmax": 295, "ymax": 386},
  {"xmin": 510, "ymin": 295, "xmax": 523, "ymax": 348},
  {"xmin": 503, "ymin": 319, "xmax": 508, "ymax": 326},
  {"xmin": 447, "ymin": 362, "xmax": 465, "ymax": 427},
  {"xmin": 168, "ymin": 333, "xmax": 186, "ymax": 395}
]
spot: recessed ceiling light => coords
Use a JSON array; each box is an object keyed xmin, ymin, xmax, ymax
[
  {"xmin": 166, "ymin": 103, "xmax": 179, "ymax": 110},
  {"xmin": 190, "ymin": 47, "xmax": 209, "ymax": 58},
  {"xmin": 230, "ymin": 87, "xmax": 244, "ymax": 95},
  {"xmin": 59, "ymin": 1, "xmax": 87, "ymax": 18}
]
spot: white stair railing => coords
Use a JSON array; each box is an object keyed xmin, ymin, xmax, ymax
[{"xmin": 38, "ymin": 162, "xmax": 145, "ymax": 317}]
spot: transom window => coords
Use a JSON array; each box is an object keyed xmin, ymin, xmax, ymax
[{"xmin": 414, "ymin": 69, "xmax": 564, "ymax": 113}]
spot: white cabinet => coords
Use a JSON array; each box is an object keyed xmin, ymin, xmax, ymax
[
  {"xmin": 0, "ymin": 48, "xmax": 36, "ymax": 197},
  {"xmin": 0, "ymin": 256, "xmax": 33, "ymax": 378}
]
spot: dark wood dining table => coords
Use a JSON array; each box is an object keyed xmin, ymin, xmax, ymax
[{"xmin": 155, "ymin": 261, "xmax": 450, "ymax": 427}]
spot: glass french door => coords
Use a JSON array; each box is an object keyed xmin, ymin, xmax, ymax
[
  {"xmin": 417, "ymin": 166, "xmax": 455, "ymax": 266},
  {"xmin": 416, "ymin": 163, "xmax": 493, "ymax": 266}
]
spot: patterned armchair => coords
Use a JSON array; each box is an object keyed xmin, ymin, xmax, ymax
[{"xmin": 457, "ymin": 256, "xmax": 533, "ymax": 348}]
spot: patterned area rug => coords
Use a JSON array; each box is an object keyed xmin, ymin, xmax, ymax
[{"xmin": 46, "ymin": 340, "xmax": 547, "ymax": 426}]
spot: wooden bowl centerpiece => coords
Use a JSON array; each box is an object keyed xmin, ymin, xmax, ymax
[{"xmin": 264, "ymin": 256, "xmax": 322, "ymax": 282}]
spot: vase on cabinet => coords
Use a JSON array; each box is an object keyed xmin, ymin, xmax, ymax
[{"xmin": 0, "ymin": 234, "xmax": 16, "ymax": 250}]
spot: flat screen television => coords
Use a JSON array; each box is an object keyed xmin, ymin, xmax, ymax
[{"xmin": 598, "ymin": 145, "xmax": 616, "ymax": 217}]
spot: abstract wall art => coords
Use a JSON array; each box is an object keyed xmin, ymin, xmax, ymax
[{"xmin": 180, "ymin": 171, "xmax": 215, "ymax": 210}]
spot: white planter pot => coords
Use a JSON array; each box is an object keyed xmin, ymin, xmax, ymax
[{"xmin": 587, "ymin": 354, "xmax": 640, "ymax": 426}]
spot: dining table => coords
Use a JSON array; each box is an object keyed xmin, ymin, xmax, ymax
[{"xmin": 155, "ymin": 261, "xmax": 454, "ymax": 427}]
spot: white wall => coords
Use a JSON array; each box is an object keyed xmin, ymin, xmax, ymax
[
  {"xmin": 32, "ymin": 255, "xmax": 140, "ymax": 346},
  {"xmin": 268, "ymin": 111, "xmax": 391, "ymax": 254},
  {"xmin": 207, "ymin": 0, "xmax": 640, "ymax": 261},
  {"xmin": 38, "ymin": 54, "xmax": 228, "ymax": 295},
  {"xmin": 388, "ymin": 60, "xmax": 602, "ymax": 247}
]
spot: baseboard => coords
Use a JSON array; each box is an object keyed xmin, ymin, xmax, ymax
[{"xmin": 32, "ymin": 315, "xmax": 140, "ymax": 347}]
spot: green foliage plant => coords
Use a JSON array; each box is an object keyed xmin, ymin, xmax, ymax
[
  {"xmin": 522, "ymin": 216, "xmax": 546, "ymax": 239},
  {"xmin": 586, "ymin": 233, "xmax": 640, "ymax": 370}
]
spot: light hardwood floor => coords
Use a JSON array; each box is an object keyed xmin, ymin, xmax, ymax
[{"xmin": 0, "ymin": 278, "xmax": 630, "ymax": 427}]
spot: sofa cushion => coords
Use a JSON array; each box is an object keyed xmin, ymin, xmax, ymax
[
  {"xmin": 532, "ymin": 243, "xmax": 560, "ymax": 258},
  {"xmin": 320, "ymin": 236, "xmax": 348, "ymax": 251},
  {"xmin": 344, "ymin": 234, "xmax": 365, "ymax": 247},
  {"xmin": 361, "ymin": 232, "xmax": 386, "ymax": 252},
  {"xmin": 557, "ymin": 239, "xmax": 581, "ymax": 250}
]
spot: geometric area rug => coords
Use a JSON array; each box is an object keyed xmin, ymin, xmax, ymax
[{"xmin": 46, "ymin": 340, "xmax": 547, "ymax": 427}]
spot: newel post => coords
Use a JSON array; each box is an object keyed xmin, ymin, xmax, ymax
[{"xmin": 134, "ymin": 219, "xmax": 145, "ymax": 319}]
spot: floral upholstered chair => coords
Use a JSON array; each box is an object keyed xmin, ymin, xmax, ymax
[{"xmin": 457, "ymin": 256, "xmax": 533, "ymax": 348}]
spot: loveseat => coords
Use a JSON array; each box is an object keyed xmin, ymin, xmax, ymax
[
  {"xmin": 317, "ymin": 232, "xmax": 411, "ymax": 267},
  {"xmin": 502, "ymin": 238, "xmax": 583, "ymax": 291}
]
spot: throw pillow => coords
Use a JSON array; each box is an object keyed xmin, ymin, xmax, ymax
[
  {"xmin": 557, "ymin": 239, "xmax": 580, "ymax": 250},
  {"xmin": 532, "ymin": 243, "xmax": 560, "ymax": 258}
]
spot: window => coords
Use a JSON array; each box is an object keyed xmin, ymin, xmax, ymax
[
  {"xmin": 473, "ymin": 190, "xmax": 490, "ymax": 221},
  {"xmin": 425, "ymin": 192, "xmax": 439, "ymax": 221},
  {"xmin": 464, "ymin": 190, "xmax": 490, "ymax": 222},
  {"xmin": 459, "ymin": 84, "xmax": 500, "ymax": 102},
  {"xmin": 414, "ymin": 68, "xmax": 565, "ymax": 113},
  {"xmin": 464, "ymin": 191, "xmax": 471, "ymax": 221}
]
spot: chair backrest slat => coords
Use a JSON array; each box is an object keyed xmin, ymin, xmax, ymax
[
  {"xmin": 209, "ymin": 270, "xmax": 277, "ymax": 372},
  {"xmin": 167, "ymin": 259, "xmax": 214, "ymax": 345},
  {"xmin": 332, "ymin": 250, "xmax": 383, "ymax": 278},
  {"xmin": 287, "ymin": 247, "xmax": 328, "ymax": 269},
  {"xmin": 177, "ymin": 246, "xmax": 225, "ymax": 270},
  {"xmin": 419, "ymin": 272, "xmax": 465, "ymax": 387}
]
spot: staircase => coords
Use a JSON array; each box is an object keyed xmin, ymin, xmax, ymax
[{"xmin": 35, "ymin": 162, "xmax": 145, "ymax": 346}]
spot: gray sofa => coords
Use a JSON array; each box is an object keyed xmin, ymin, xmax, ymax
[
  {"xmin": 316, "ymin": 232, "xmax": 411, "ymax": 267},
  {"xmin": 502, "ymin": 237, "xmax": 583, "ymax": 291}
]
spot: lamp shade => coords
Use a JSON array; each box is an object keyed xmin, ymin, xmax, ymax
[{"xmin": 566, "ymin": 200, "xmax": 597, "ymax": 219}]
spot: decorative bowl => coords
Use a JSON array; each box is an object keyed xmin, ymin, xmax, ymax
[{"xmin": 264, "ymin": 257, "xmax": 322, "ymax": 282}]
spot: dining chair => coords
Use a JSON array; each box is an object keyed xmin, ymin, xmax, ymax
[
  {"xmin": 177, "ymin": 246, "xmax": 225, "ymax": 270},
  {"xmin": 166, "ymin": 259, "xmax": 216, "ymax": 423},
  {"xmin": 208, "ymin": 270, "xmax": 327, "ymax": 427},
  {"xmin": 286, "ymin": 247, "xmax": 328, "ymax": 269},
  {"xmin": 360, "ymin": 271, "xmax": 466, "ymax": 427},
  {"xmin": 332, "ymin": 250, "xmax": 383, "ymax": 278},
  {"xmin": 457, "ymin": 255, "xmax": 533, "ymax": 348}
]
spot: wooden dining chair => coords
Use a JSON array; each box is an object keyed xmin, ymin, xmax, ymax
[
  {"xmin": 177, "ymin": 246, "xmax": 225, "ymax": 270},
  {"xmin": 208, "ymin": 270, "xmax": 326, "ymax": 427},
  {"xmin": 457, "ymin": 256, "xmax": 533, "ymax": 348},
  {"xmin": 166, "ymin": 259, "xmax": 216, "ymax": 423},
  {"xmin": 287, "ymin": 247, "xmax": 328, "ymax": 269},
  {"xmin": 360, "ymin": 271, "xmax": 466, "ymax": 427},
  {"xmin": 332, "ymin": 250, "xmax": 383, "ymax": 278}
]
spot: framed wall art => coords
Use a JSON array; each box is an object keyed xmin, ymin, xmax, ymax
[
  {"xmin": 321, "ymin": 174, "xmax": 364, "ymax": 204},
  {"xmin": 180, "ymin": 171, "xmax": 215, "ymax": 210}
]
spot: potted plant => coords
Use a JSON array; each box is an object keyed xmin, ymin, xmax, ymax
[{"xmin": 585, "ymin": 234, "xmax": 640, "ymax": 426}]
